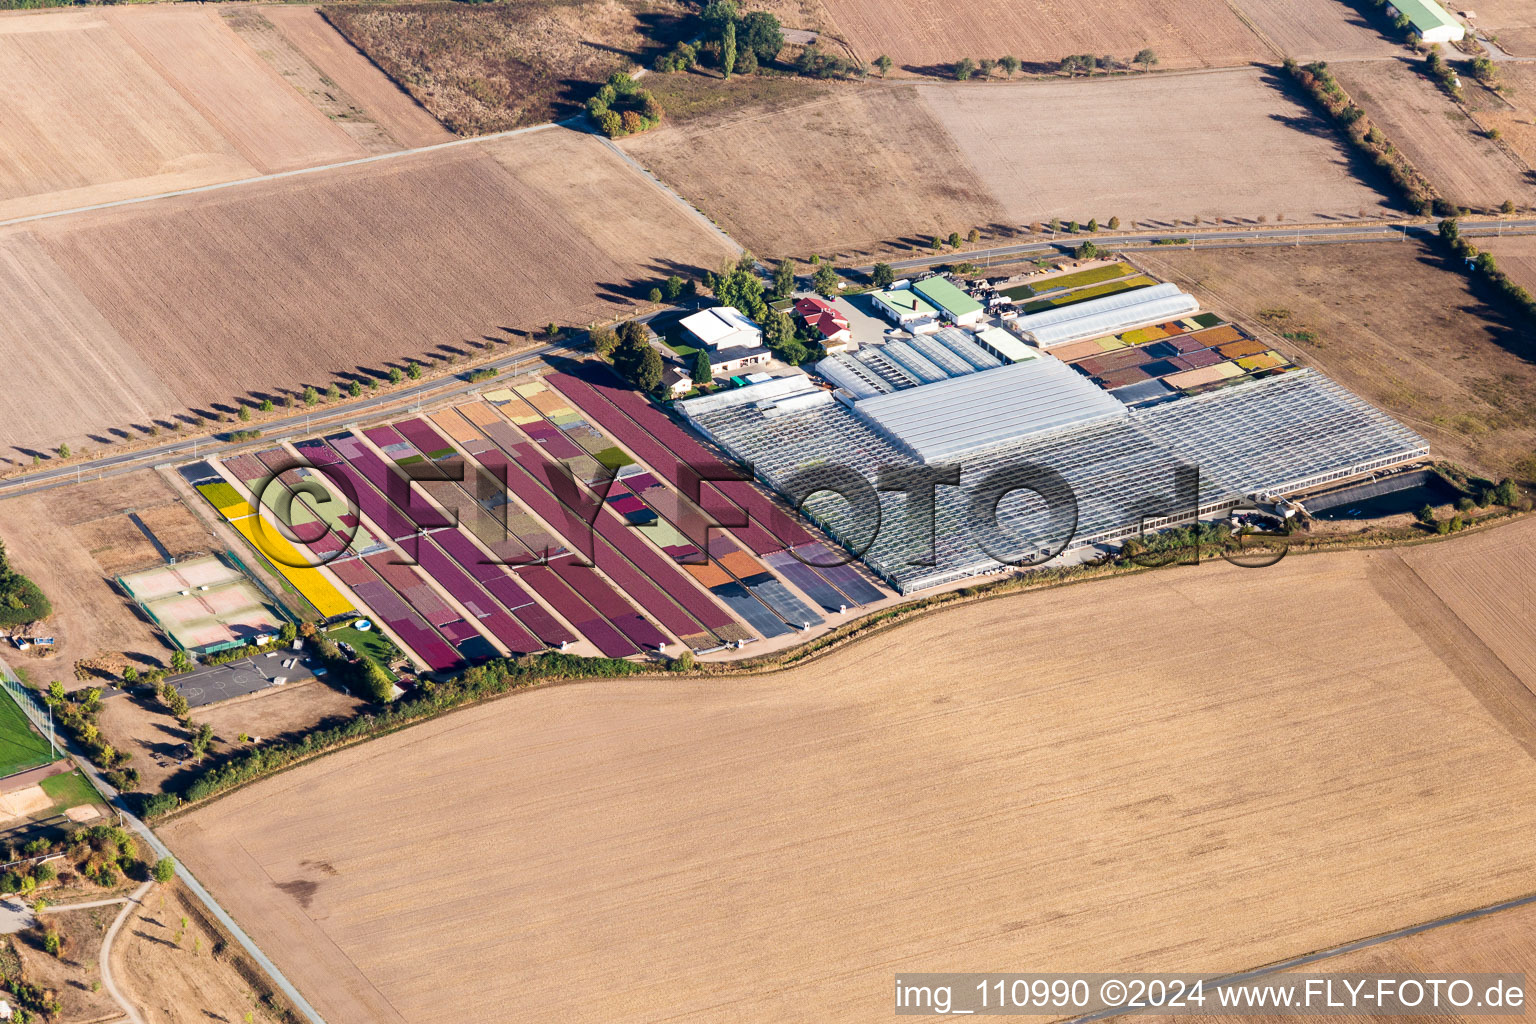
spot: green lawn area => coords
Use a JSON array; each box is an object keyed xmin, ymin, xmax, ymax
[
  {"xmin": 40, "ymin": 769, "xmax": 101, "ymax": 813},
  {"xmin": 1004, "ymin": 263, "xmax": 1132, "ymax": 301},
  {"xmin": 0, "ymin": 692, "xmax": 54, "ymax": 779},
  {"xmin": 1021, "ymin": 277, "xmax": 1154, "ymax": 313},
  {"xmin": 663, "ymin": 337, "xmax": 700, "ymax": 359},
  {"xmin": 329, "ymin": 625, "xmax": 400, "ymax": 679}
]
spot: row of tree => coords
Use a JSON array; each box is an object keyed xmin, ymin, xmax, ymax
[
  {"xmin": 587, "ymin": 72, "xmax": 663, "ymax": 138},
  {"xmin": 937, "ymin": 49, "xmax": 1158, "ymax": 81}
]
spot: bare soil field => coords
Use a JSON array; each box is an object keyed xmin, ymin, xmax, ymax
[
  {"xmin": 262, "ymin": 5, "xmax": 453, "ymax": 149},
  {"xmin": 1465, "ymin": 60, "xmax": 1536, "ymax": 181},
  {"xmin": 165, "ymin": 541, "xmax": 1536, "ymax": 1024},
  {"xmin": 113, "ymin": 878, "xmax": 299, "ymax": 1024},
  {"xmin": 1484, "ymin": 234, "xmax": 1536, "ymax": 297},
  {"xmin": 818, "ymin": 0, "xmax": 1267, "ymax": 72},
  {"xmin": 1138, "ymin": 897, "xmax": 1536, "ymax": 1024},
  {"xmin": 1229, "ymin": 0, "xmax": 1402, "ymax": 60},
  {"xmin": 1332, "ymin": 58, "xmax": 1535, "ymax": 211},
  {"xmin": 99, "ymin": 681, "xmax": 364, "ymax": 794},
  {"xmin": 1472, "ymin": 0, "xmax": 1536, "ymax": 57},
  {"xmin": 0, "ymin": 9, "xmax": 253, "ymax": 221},
  {"xmin": 0, "ymin": 126, "xmax": 735, "ymax": 458},
  {"xmin": 106, "ymin": 5, "xmax": 364, "ymax": 174},
  {"xmin": 920, "ymin": 69, "xmax": 1396, "ymax": 227},
  {"xmin": 621, "ymin": 82, "xmax": 1001, "ymax": 256},
  {"xmin": 321, "ymin": 0, "xmax": 691, "ymax": 134},
  {"xmin": 1136, "ymin": 242, "xmax": 1536, "ymax": 480},
  {"xmin": 0, "ymin": 471, "xmax": 215, "ymax": 673}
]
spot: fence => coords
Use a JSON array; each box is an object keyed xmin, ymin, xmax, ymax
[{"xmin": 0, "ymin": 655, "xmax": 61, "ymax": 763}]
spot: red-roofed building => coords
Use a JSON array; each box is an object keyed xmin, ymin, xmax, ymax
[{"xmin": 793, "ymin": 296, "xmax": 852, "ymax": 349}]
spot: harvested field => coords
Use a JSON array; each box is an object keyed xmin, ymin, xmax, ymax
[
  {"xmin": 320, "ymin": 0, "xmax": 690, "ymax": 134},
  {"xmin": 165, "ymin": 543, "xmax": 1536, "ymax": 1024},
  {"xmin": 1137, "ymin": 896, "xmax": 1536, "ymax": 1024},
  {"xmin": 1472, "ymin": 0, "xmax": 1536, "ymax": 57},
  {"xmin": 0, "ymin": 8, "xmax": 252, "ymax": 221},
  {"xmin": 1484, "ymin": 234, "xmax": 1536, "ymax": 297},
  {"xmin": 818, "ymin": 0, "xmax": 1267, "ymax": 72},
  {"xmin": 0, "ymin": 127, "xmax": 736, "ymax": 458},
  {"xmin": 1468, "ymin": 61, "xmax": 1536, "ymax": 182},
  {"xmin": 920, "ymin": 69, "xmax": 1393, "ymax": 226},
  {"xmin": 105, "ymin": 5, "xmax": 364, "ymax": 174},
  {"xmin": 0, "ymin": 470, "xmax": 214, "ymax": 671},
  {"xmin": 1332, "ymin": 58, "xmax": 1535, "ymax": 211},
  {"xmin": 262, "ymin": 5, "xmax": 453, "ymax": 150},
  {"xmin": 1229, "ymin": 0, "xmax": 1402, "ymax": 60},
  {"xmin": 1136, "ymin": 242, "xmax": 1536, "ymax": 480},
  {"xmin": 620, "ymin": 83, "xmax": 1005, "ymax": 256}
]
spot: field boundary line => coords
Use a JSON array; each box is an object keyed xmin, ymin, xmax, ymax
[
  {"xmin": 1222, "ymin": 0, "xmax": 1285, "ymax": 60},
  {"xmin": 0, "ymin": 121, "xmax": 560, "ymax": 231},
  {"xmin": 592, "ymin": 134, "xmax": 744, "ymax": 255}
]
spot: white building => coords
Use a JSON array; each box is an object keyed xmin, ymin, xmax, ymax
[
  {"xmin": 1389, "ymin": 0, "xmax": 1465, "ymax": 41},
  {"xmin": 680, "ymin": 305, "xmax": 762, "ymax": 351}
]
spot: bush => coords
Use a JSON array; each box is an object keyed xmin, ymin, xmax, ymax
[{"xmin": 153, "ymin": 857, "xmax": 176, "ymax": 883}]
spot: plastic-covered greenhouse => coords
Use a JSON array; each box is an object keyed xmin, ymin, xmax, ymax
[
  {"xmin": 1014, "ymin": 282, "xmax": 1201, "ymax": 349},
  {"xmin": 681, "ymin": 368, "xmax": 1428, "ymax": 593}
]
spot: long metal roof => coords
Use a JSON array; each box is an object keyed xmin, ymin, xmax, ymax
[
  {"xmin": 852, "ymin": 358, "xmax": 1128, "ymax": 463},
  {"xmin": 1027, "ymin": 292, "xmax": 1200, "ymax": 349}
]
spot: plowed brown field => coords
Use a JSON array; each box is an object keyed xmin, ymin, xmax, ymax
[
  {"xmin": 818, "ymin": 0, "xmax": 1267, "ymax": 72},
  {"xmin": 0, "ymin": 127, "xmax": 735, "ymax": 459},
  {"xmin": 165, "ymin": 538, "xmax": 1536, "ymax": 1024},
  {"xmin": 1229, "ymin": 0, "xmax": 1401, "ymax": 59}
]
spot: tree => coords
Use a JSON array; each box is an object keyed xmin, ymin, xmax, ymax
[
  {"xmin": 238, "ymin": 405, "xmax": 251, "ymax": 422},
  {"xmin": 258, "ymin": 398, "xmax": 274, "ymax": 413},
  {"xmin": 590, "ymin": 327, "xmax": 619, "ymax": 357},
  {"xmin": 43, "ymin": 930, "xmax": 61, "ymax": 957},
  {"xmin": 1075, "ymin": 241, "xmax": 1101, "ymax": 259},
  {"xmin": 967, "ymin": 227, "xmax": 980, "ymax": 243},
  {"xmin": 764, "ymin": 309, "xmax": 795, "ymax": 350},
  {"xmin": 722, "ymin": 21, "xmax": 737, "ymax": 78},
  {"xmin": 56, "ymin": 442, "xmax": 70, "ymax": 460},
  {"xmin": 279, "ymin": 621, "xmax": 298, "ymax": 645},
  {"xmin": 122, "ymin": 665, "xmax": 139, "ymax": 686},
  {"xmin": 947, "ymin": 231, "xmax": 962, "ymax": 248},
  {"xmin": 930, "ymin": 235, "xmax": 942, "ymax": 251},
  {"xmin": 1086, "ymin": 218, "xmax": 1098, "ymax": 232},
  {"xmin": 874, "ymin": 54, "xmax": 893, "ymax": 77},
  {"xmin": 649, "ymin": 286, "xmax": 664, "ymax": 303},
  {"xmin": 326, "ymin": 383, "xmax": 342, "ymax": 401},
  {"xmin": 1494, "ymin": 478, "xmax": 1519, "ymax": 505},
  {"xmin": 701, "ymin": 0, "xmax": 739, "ymax": 35},
  {"xmin": 634, "ymin": 345, "xmax": 664, "ymax": 393},
  {"xmin": 154, "ymin": 857, "xmax": 176, "ymax": 883},
  {"xmin": 663, "ymin": 274, "xmax": 686, "ymax": 301},
  {"xmin": 1501, "ymin": 199, "xmax": 1517, "ymax": 215},
  {"xmin": 999, "ymin": 55, "xmax": 1019, "ymax": 78},
  {"xmin": 357, "ymin": 657, "xmax": 394, "ymax": 703},
  {"xmin": 1135, "ymin": 47, "xmax": 1158, "ymax": 72},
  {"xmin": 303, "ymin": 386, "xmax": 319, "ymax": 406},
  {"xmin": 190, "ymin": 721, "xmax": 214, "ymax": 759},
  {"xmin": 773, "ymin": 258, "xmax": 797, "ymax": 298},
  {"xmin": 170, "ymin": 649, "xmax": 192, "ymax": 674},
  {"xmin": 1108, "ymin": 216, "xmax": 1121, "ymax": 230},
  {"xmin": 812, "ymin": 262, "xmax": 840, "ymax": 296},
  {"xmin": 47, "ymin": 681, "xmax": 64, "ymax": 706},
  {"xmin": 691, "ymin": 349, "xmax": 713, "ymax": 386},
  {"xmin": 740, "ymin": 11, "xmax": 784, "ymax": 63},
  {"xmin": 1415, "ymin": 504, "xmax": 1436, "ymax": 525},
  {"xmin": 977, "ymin": 58, "xmax": 996, "ymax": 79},
  {"xmin": 347, "ymin": 380, "xmax": 362, "ymax": 398},
  {"xmin": 871, "ymin": 262, "xmax": 894, "ymax": 288},
  {"xmin": 953, "ymin": 57, "xmax": 975, "ymax": 81}
]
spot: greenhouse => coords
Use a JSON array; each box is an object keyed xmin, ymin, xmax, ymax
[{"xmin": 1014, "ymin": 282, "xmax": 1201, "ymax": 349}]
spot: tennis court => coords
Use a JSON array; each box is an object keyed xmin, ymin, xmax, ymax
[{"xmin": 121, "ymin": 554, "xmax": 288, "ymax": 654}]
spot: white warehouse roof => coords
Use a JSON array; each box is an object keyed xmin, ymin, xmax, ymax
[
  {"xmin": 1013, "ymin": 283, "xmax": 1200, "ymax": 349},
  {"xmin": 680, "ymin": 305, "xmax": 762, "ymax": 350},
  {"xmin": 852, "ymin": 358, "xmax": 1128, "ymax": 463}
]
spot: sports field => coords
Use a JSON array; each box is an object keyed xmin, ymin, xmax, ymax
[
  {"xmin": 0, "ymin": 690, "xmax": 55, "ymax": 780},
  {"xmin": 166, "ymin": 534, "xmax": 1536, "ymax": 1024}
]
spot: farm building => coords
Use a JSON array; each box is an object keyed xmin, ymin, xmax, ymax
[
  {"xmin": 912, "ymin": 276, "xmax": 985, "ymax": 326},
  {"xmin": 682, "ymin": 361, "xmax": 1428, "ymax": 592},
  {"xmin": 793, "ymin": 296, "xmax": 853, "ymax": 349},
  {"xmin": 1389, "ymin": 0, "xmax": 1465, "ymax": 41},
  {"xmin": 680, "ymin": 305, "xmax": 762, "ymax": 351},
  {"xmin": 870, "ymin": 287, "xmax": 939, "ymax": 328},
  {"xmin": 972, "ymin": 325, "xmax": 1040, "ymax": 363},
  {"xmin": 708, "ymin": 347, "xmax": 773, "ymax": 375},
  {"xmin": 1013, "ymin": 282, "xmax": 1200, "ymax": 349}
]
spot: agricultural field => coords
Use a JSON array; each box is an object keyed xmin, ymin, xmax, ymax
[
  {"xmin": 1465, "ymin": 60, "xmax": 1536, "ymax": 180},
  {"xmin": 1332, "ymin": 58, "xmax": 1535, "ymax": 211},
  {"xmin": 623, "ymin": 82, "xmax": 1004, "ymax": 256},
  {"xmin": 1230, "ymin": 0, "xmax": 1401, "ymax": 60},
  {"xmin": 164, "ymin": 543, "xmax": 1536, "ymax": 1024},
  {"xmin": 0, "ymin": 127, "xmax": 736, "ymax": 459},
  {"xmin": 1483, "ymin": 234, "xmax": 1536, "ymax": 296},
  {"xmin": 919, "ymin": 68, "xmax": 1393, "ymax": 227},
  {"xmin": 817, "ymin": 0, "xmax": 1268, "ymax": 72},
  {"xmin": 1472, "ymin": 0, "xmax": 1536, "ymax": 57},
  {"xmin": 320, "ymin": 0, "xmax": 691, "ymax": 134},
  {"xmin": 1135, "ymin": 242, "xmax": 1536, "ymax": 481},
  {"xmin": 0, "ymin": 470, "xmax": 217, "ymax": 672}
]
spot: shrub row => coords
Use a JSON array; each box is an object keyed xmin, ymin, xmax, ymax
[
  {"xmin": 139, "ymin": 652, "xmax": 647, "ymax": 817},
  {"xmin": 1285, "ymin": 58, "xmax": 1439, "ymax": 215}
]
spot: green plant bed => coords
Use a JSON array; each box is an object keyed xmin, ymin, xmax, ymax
[
  {"xmin": 1020, "ymin": 277, "xmax": 1153, "ymax": 313},
  {"xmin": 328, "ymin": 626, "xmax": 400, "ymax": 680},
  {"xmin": 592, "ymin": 446, "xmax": 635, "ymax": 471},
  {"xmin": 1004, "ymin": 262, "xmax": 1132, "ymax": 300}
]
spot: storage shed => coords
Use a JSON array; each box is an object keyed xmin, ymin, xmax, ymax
[
  {"xmin": 1389, "ymin": 0, "xmax": 1465, "ymax": 41},
  {"xmin": 912, "ymin": 276, "xmax": 984, "ymax": 326}
]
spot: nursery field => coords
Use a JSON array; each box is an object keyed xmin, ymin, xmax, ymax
[
  {"xmin": 0, "ymin": 127, "xmax": 736, "ymax": 458},
  {"xmin": 166, "ymin": 545, "xmax": 1536, "ymax": 1024}
]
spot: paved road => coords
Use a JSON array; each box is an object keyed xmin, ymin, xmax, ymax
[
  {"xmin": 40, "ymin": 894, "xmax": 132, "ymax": 913},
  {"xmin": 847, "ymin": 218, "xmax": 1536, "ymax": 276}
]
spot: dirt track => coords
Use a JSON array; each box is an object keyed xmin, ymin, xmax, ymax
[{"xmin": 165, "ymin": 535, "xmax": 1536, "ymax": 1024}]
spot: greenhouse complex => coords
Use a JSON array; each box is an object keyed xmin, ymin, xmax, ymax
[{"xmin": 681, "ymin": 343, "xmax": 1428, "ymax": 594}]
